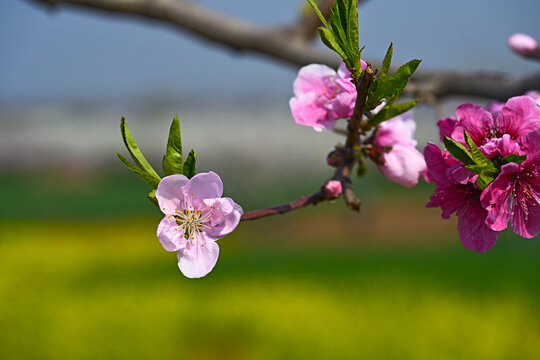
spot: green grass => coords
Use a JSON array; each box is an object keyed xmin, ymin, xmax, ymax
[{"xmin": 0, "ymin": 218, "xmax": 539, "ymax": 360}]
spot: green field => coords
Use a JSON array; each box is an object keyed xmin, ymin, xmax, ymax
[{"xmin": 1, "ymin": 172, "xmax": 539, "ymax": 359}]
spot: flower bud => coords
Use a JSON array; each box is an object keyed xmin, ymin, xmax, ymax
[
  {"xmin": 324, "ymin": 180, "xmax": 342, "ymax": 198},
  {"xmin": 507, "ymin": 33, "xmax": 540, "ymax": 58},
  {"xmin": 327, "ymin": 150, "xmax": 345, "ymax": 167}
]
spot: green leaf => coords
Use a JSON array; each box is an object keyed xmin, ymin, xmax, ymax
[
  {"xmin": 465, "ymin": 164, "xmax": 498, "ymax": 190},
  {"xmin": 318, "ymin": 28, "xmax": 347, "ymax": 60},
  {"xmin": 463, "ymin": 131, "xmax": 493, "ymax": 168},
  {"xmin": 120, "ymin": 117, "xmax": 161, "ymax": 180},
  {"xmin": 306, "ymin": 0, "xmax": 331, "ymax": 28},
  {"xmin": 162, "ymin": 115, "xmax": 183, "ymax": 176},
  {"xmin": 117, "ymin": 153, "xmax": 161, "ymax": 188},
  {"xmin": 329, "ymin": 6, "xmax": 351, "ymax": 58},
  {"xmin": 183, "ymin": 150, "xmax": 197, "ymax": 179},
  {"xmin": 366, "ymin": 99, "xmax": 418, "ymax": 129},
  {"xmin": 443, "ymin": 136, "xmax": 475, "ymax": 165},
  {"xmin": 380, "ymin": 42, "xmax": 393, "ymax": 79},
  {"xmin": 356, "ymin": 158, "xmax": 367, "ymax": 177},
  {"xmin": 346, "ymin": 0, "xmax": 359, "ymax": 56},
  {"xmin": 369, "ymin": 59, "xmax": 421, "ymax": 103},
  {"xmin": 501, "ymin": 154, "xmax": 527, "ymax": 165}
]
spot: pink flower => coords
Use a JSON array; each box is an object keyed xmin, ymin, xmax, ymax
[
  {"xmin": 155, "ymin": 172, "xmax": 243, "ymax": 278},
  {"xmin": 525, "ymin": 90, "xmax": 540, "ymax": 106},
  {"xmin": 507, "ymin": 33, "xmax": 540, "ymax": 58},
  {"xmin": 448, "ymin": 96, "xmax": 540, "ymax": 146},
  {"xmin": 325, "ymin": 180, "xmax": 342, "ymax": 197},
  {"xmin": 290, "ymin": 61, "xmax": 366, "ymax": 131},
  {"xmin": 372, "ymin": 111, "xmax": 426, "ymax": 187},
  {"xmin": 424, "ymin": 143, "xmax": 499, "ymax": 252},
  {"xmin": 480, "ymin": 130, "xmax": 540, "ymax": 238}
]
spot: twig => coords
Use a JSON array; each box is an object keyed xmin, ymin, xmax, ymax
[{"xmin": 240, "ymin": 192, "xmax": 323, "ymax": 221}]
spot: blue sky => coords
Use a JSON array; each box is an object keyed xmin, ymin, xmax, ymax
[{"xmin": 1, "ymin": 0, "xmax": 539, "ymax": 102}]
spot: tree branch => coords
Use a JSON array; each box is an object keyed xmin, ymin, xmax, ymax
[{"xmin": 26, "ymin": 0, "xmax": 540, "ymax": 100}]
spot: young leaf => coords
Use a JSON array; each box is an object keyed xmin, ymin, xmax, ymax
[
  {"xmin": 162, "ymin": 115, "xmax": 183, "ymax": 176},
  {"xmin": 120, "ymin": 117, "xmax": 161, "ymax": 180},
  {"xmin": 117, "ymin": 153, "xmax": 161, "ymax": 188},
  {"xmin": 370, "ymin": 59, "xmax": 421, "ymax": 103},
  {"xmin": 306, "ymin": 0, "xmax": 331, "ymax": 28},
  {"xmin": 443, "ymin": 136, "xmax": 475, "ymax": 165},
  {"xmin": 147, "ymin": 189, "xmax": 159, "ymax": 206},
  {"xmin": 366, "ymin": 99, "xmax": 418, "ymax": 129},
  {"xmin": 346, "ymin": 0, "xmax": 359, "ymax": 56},
  {"xmin": 318, "ymin": 28, "xmax": 347, "ymax": 60},
  {"xmin": 465, "ymin": 164, "xmax": 498, "ymax": 190},
  {"xmin": 463, "ymin": 131, "xmax": 493, "ymax": 168},
  {"xmin": 380, "ymin": 42, "xmax": 393, "ymax": 79},
  {"xmin": 501, "ymin": 154, "xmax": 527, "ymax": 165},
  {"xmin": 183, "ymin": 150, "xmax": 197, "ymax": 179}
]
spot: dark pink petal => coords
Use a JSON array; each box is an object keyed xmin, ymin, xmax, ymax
[
  {"xmin": 156, "ymin": 174, "xmax": 189, "ymax": 215},
  {"xmin": 183, "ymin": 172, "xmax": 224, "ymax": 201},
  {"xmin": 424, "ymin": 143, "xmax": 449, "ymax": 184},
  {"xmin": 177, "ymin": 235, "xmax": 219, "ymax": 278},
  {"xmin": 157, "ymin": 216, "xmax": 186, "ymax": 252},
  {"xmin": 454, "ymin": 103, "xmax": 494, "ymax": 145},
  {"xmin": 437, "ymin": 117, "xmax": 458, "ymax": 142},
  {"xmin": 481, "ymin": 163, "xmax": 521, "ymax": 231},
  {"xmin": 203, "ymin": 197, "xmax": 243, "ymax": 240},
  {"xmin": 457, "ymin": 198, "xmax": 499, "ymax": 253},
  {"xmin": 511, "ymin": 192, "xmax": 540, "ymax": 238},
  {"xmin": 485, "ymin": 101, "xmax": 504, "ymax": 117},
  {"xmin": 498, "ymin": 96, "xmax": 540, "ymax": 139},
  {"xmin": 293, "ymin": 64, "xmax": 336, "ymax": 95},
  {"xmin": 480, "ymin": 135, "xmax": 523, "ymax": 159}
]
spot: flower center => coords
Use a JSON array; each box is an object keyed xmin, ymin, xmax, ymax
[{"xmin": 173, "ymin": 207, "xmax": 215, "ymax": 240}]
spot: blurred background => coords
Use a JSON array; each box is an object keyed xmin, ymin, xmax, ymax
[{"xmin": 1, "ymin": 0, "xmax": 539, "ymax": 359}]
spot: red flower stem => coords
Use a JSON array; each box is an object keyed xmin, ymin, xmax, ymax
[{"xmin": 240, "ymin": 192, "xmax": 324, "ymax": 221}]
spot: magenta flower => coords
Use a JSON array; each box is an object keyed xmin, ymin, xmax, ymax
[
  {"xmin": 373, "ymin": 111, "xmax": 426, "ymax": 187},
  {"xmin": 155, "ymin": 172, "xmax": 243, "ymax": 278},
  {"xmin": 290, "ymin": 61, "xmax": 366, "ymax": 131},
  {"xmin": 324, "ymin": 180, "xmax": 342, "ymax": 197},
  {"xmin": 480, "ymin": 130, "xmax": 540, "ymax": 238},
  {"xmin": 446, "ymin": 96, "xmax": 540, "ymax": 146},
  {"xmin": 424, "ymin": 143, "xmax": 499, "ymax": 252},
  {"xmin": 507, "ymin": 33, "xmax": 540, "ymax": 58}
]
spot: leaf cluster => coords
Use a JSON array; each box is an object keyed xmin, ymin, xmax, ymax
[
  {"xmin": 117, "ymin": 116, "xmax": 197, "ymax": 202},
  {"xmin": 364, "ymin": 43, "xmax": 421, "ymax": 129},
  {"xmin": 444, "ymin": 131, "xmax": 526, "ymax": 189}
]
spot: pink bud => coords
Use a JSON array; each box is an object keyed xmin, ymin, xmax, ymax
[
  {"xmin": 325, "ymin": 180, "xmax": 342, "ymax": 198},
  {"xmin": 507, "ymin": 33, "xmax": 540, "ymax": 57}
]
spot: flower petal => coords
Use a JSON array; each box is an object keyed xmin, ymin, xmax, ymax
[
  {"xmin": 157, "ymin": 216, "xmax": 186, "ymax": 251},
  {"xmin": 379, "ymin": 145, "xmax": 426, "ymax": 187},
  {"xmin": 177, "ymin": 235, "xmax": 219, "ymax": 278},
  {"xmin": 457, "ymin": 198, "xmax": 499, "ymax": 253},
  {"xmin": 437, "ymin": 117, "xmax": 458, "ymax": 142},
  {"xmin": 156, "ymin": 174, "xmax": 189, "ymax": 215},
  {"xmin": 293, "ymin": 64, "xmax": 336, "ymax": 95},
  {"xmin": 290, "ymin": 93, "xmax": 336, "ymax": 131},
  {"xmin": 184, "ymin": 171, "xmax": 223, "ymax": 201},
  {"xmin": 498, "ymin": 96, "xmax": 540, "ymax": 138},
  {"xmin": 454, "ymin": 103, "xmax": 493, "ymax": 145},
  {"xmin": 203, "ymin": 197, "xmax": 243, "ymax": 240}
]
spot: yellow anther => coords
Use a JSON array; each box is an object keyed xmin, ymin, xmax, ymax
[
  {"xmin": 201, "ymin": 244, "xmax": 204, "ymax": 247},
  {"xmin": 192, "ymin": 193, "xmax": 195, "ymax": 196}
]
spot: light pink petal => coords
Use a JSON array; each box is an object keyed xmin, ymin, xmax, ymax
[
  {"xmin": 437, "ymin": 117, "xmax": 458, "ymax": 142},
  {"xmin": 183, "ymin": 171, "xmax": 223, "ymax": 201},
  {"xmin": 379, "ymin": 145, "xmax": 426, "ymax": 187},
  {"xmin": 337, "ymin": 62, "xmax": 352, "ymax": 80},
  {"xmin": 375, "ymin": 111, "xmax": 417, "ymax": 147},
  {"xmin": 290, "ymin": 93, "xmax": 335, "ymax": 131},
  {"xmin": 293, "ymin": 64, "xmax": 336, "ymax": 95},
  {"xmin": 457, "ymin": 198, "xmax": 499, "ymax": 253},
  {"xmin": 454, "ymin": 103, "xmax": 493, "ymax": 145},
  {"xmin": 507, "ymin": 33, "xmax": 539, "ymax": 56},
  {"xmin": 177, "ymin": 234, "xmax": 219, "ymax": 278},
  {"xmin": 156, "ymin": 174, "xmax": 189, "ymax": 215},
  {"xmin": 498, "ymin": 96, "xmax": 540, "ymax": 139},
  {"xmin": 525, "ymin": 91, "xmax": 540, "ymax": 106},
  {"xmin": 326, "ymin": 91, "xmax": 356, "ymax": 119},
  {"xmin": 203, "ymin": 197, "xmax": 243, "ymax": 240},
  {"xmin": 325, "ymin": 180, "xmax": 343, "ymax": 197},
  {"xmin": 157, "ymin": 216, "xmax": 186, "ymax": 252}
]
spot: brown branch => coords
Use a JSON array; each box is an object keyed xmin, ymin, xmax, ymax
[
  {"xmin": 240, "ymin": 192, "xmax": 323, "ymax": 221},
  {"xmin": 26, "ymin": 0, "xmax": 540, "ymax": 101}
]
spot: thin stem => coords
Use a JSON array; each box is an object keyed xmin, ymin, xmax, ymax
[{"xmin": 240, "ymin": 192, "xmax": 324, "ymax": 221}]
